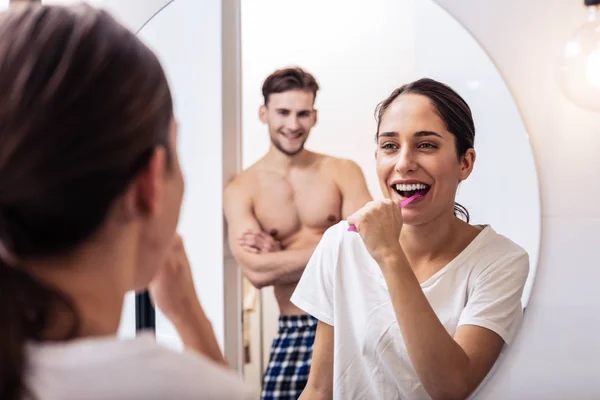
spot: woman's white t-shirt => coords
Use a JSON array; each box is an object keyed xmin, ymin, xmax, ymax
[
  {"xmin": 291, "ymin": 222, "xmax": 529, "ymax": 400},
  {"xmin": 25, "ymin": 333, "xmax": 256, "ymax": 400}
]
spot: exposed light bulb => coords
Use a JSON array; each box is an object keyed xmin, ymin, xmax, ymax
[{"xmin": 557, "ymin": 1, "xmax": 600, "ymax": 112}]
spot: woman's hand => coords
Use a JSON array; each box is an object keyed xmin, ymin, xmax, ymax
[
  {"xmin": 347, "ymin": 199, "xmax": 404, "ymax": 264},
  {"xmin": 149, "ymin": 234, "xmax": 202, "ymax": 324},
  {"xmin": 149, "ymin": 234, "xmax": 226, "ymax": 365}
]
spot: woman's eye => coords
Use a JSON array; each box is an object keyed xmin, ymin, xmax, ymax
[
  {"xmin": 381, "ymin": 143, "xmax": 397, "ymax": 150},
  {"xmin": 418, "ymin": 142, "xmax": 437, "ymax": 149}
]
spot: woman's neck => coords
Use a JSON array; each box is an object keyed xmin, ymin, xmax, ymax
[
  {"xmin": 400, "ymin": 212, "xmax": 480, "ymax": 275},
  {"xmin": 23, "ymin": 233, "xmax": 137, "ymax": 341}
]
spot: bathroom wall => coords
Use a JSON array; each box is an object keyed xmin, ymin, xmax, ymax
[{"xmin": 434, "ymin": 0, "xmax": 600, "ymax": 398}]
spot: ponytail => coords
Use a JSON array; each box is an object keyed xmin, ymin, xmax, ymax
[
  {"xmin": 0, "ymin": 258, "xmax": 79, "ymax": 400},
  {"xmin": 454, "ymin": 202, "xmax": 470, "ymax": 222}
]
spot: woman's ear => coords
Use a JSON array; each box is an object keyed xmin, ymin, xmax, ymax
[
  {"xmin": 121, "ymin": 147, "xmax": 167, "ymax": 220},
  {"xmin": 459, "ymin": 148, "xmax": 476, "ymax": 181}
]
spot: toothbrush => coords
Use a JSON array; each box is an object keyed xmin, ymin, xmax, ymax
[{"xmin": 347, "ymin": 192, "xmax": 423, "ymax": 232}]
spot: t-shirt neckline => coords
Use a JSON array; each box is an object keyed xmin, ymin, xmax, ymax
[{"xmin": 376, "ymin": 224, "xmax": 492, "ymax": 291}]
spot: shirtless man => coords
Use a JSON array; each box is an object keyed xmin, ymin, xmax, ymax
[{"xmin": 224, "ymin": 67, "xmax": 372, "ymax": 400}]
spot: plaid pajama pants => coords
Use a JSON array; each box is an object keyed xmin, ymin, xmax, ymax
[{"xmin": 261, "ymin": 315, "xmax": 317, "ymax": 400}]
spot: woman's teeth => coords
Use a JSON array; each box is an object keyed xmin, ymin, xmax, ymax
[
  {"xmin": 394, "ymin": 183, "xmax": 430, "ymax": 198},
  {"xmin": 395, "ymin": 183, "xmax": 429, "ymax": 191}
]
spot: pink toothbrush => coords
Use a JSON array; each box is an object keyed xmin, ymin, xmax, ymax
[{"xmin": 347, "ymin": 192, "xmax": 423, "ymax": 232}]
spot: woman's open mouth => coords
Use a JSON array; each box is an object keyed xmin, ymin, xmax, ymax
[{"xmin": 392, "ymin": 183, "xmax": 431, "ymax": 199}]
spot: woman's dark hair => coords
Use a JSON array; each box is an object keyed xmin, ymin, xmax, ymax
[
  {"xmin": 375, "ymin": 78, "xmax": 475, "ymax": 222},
  {"xmin": 0, "ymin": 4, "xmax": 173, "ymax": 399}
]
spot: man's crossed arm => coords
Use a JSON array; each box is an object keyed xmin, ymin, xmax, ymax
[
  {"xmin": 224, "ymin": 182, "xmax": 317, "ymax": 289},
  {"xmin": 224, "ymin": 160, "xmax": 372, "ymax": 289}
]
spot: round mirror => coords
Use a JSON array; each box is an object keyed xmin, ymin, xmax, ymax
[{"xmin": 241, "ymin": 0, "xmax": 541, "ymax": 394}]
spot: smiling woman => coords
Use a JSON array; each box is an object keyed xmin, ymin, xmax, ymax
[
  {"xmin": 375, "ymin": 78, "xmax": 476, "ymax": 223},
  {"xmin": 292, "ymin": 77, "xmax": 530, "ymax": 400}
]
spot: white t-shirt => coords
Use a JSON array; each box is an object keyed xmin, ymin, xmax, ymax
[
  {"xmin": 291, "ymin": 222, "xmax": 529, "ymax": 400},
  {"xmin": 25, "ymin": 333, "xmax": 256, "ymax": 400}
]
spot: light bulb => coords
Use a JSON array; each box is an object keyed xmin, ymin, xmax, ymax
[{"xmin": 557, "ymin": 2, "xmax": 600, "ymax": 112}]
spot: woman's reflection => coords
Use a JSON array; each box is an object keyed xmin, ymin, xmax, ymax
[{"xmin": 293, "ymin": 78, "xmax": 529, "ymax": 400}]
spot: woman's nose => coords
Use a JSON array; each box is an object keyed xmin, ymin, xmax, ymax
[{"xmin": 394, "ymin": 148, "xmax": 418, "ymax": 174}]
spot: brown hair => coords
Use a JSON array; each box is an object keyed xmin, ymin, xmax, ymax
[
  {"xmin": 262, "ymin": 67, "xmax": 320, "ymax": 105},
  {"xmin": 0, "ymin": 4, "xmax": 173, "ymax": 399},
  {"xmin": 375, "ymin": 78, "xmax": 475, "ymax": 221}
]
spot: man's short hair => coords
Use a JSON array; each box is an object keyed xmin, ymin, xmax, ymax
[{"xmin": 262, "ymin": 67, "xmax": 319, "ymax": 105}]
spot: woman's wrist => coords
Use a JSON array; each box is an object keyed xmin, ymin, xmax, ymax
[
  {"xmin": 170, "ymin": 300, "xmax": 227, "ymax": 365},
  {"xmin": 167, "ymin": 296, "xmax": 206, "ymax": 329},
  {"xmin": 377, "ymin": 245, "xmax": 410, "ymax": 273}
]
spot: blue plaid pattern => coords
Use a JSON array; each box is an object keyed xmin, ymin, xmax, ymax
[{"xmin": 261, "ymin": 315, "xmax": 317, "ymax": 400}]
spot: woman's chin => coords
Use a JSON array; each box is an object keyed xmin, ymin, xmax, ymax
[
  {"xmin": 401, "ymin": 209, "xmax": 432, "ymax": 227},
  {"xmin": 401, "ymin": 214, "xmax": 418, "ymax": 227}
]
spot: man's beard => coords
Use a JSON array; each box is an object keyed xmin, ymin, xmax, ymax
[{"xmin": 271, "ymin": 135, "xmax": 306, "ymax": 157}]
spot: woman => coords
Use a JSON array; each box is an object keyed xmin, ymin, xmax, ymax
[
  {"xmin": 292, "ymin": 78, "xmax": 529, "ymax": 399},
  {"xmin": 0, "ymin": 4, "xmax": 252, "ymax": 400}
]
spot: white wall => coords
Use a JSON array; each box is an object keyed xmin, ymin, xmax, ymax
[{"xmin": 434, "ymin": 0, "xmax": 600, "ymax": 398}]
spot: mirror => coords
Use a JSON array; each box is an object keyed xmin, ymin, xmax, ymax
[{"xmin": 240, "ymin": 0, "xmax": 541, "ymax": 395}]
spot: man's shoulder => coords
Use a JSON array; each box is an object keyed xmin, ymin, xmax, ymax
[
  {"xmin": 224, "ymin": 167, "xmax": 258, "ymax": 197},
  {"xmin": 318, "ymin": 154, "xmax": 363, "ymax": 178},
  {"xmin": 315, "ymin": 153, "xmax": 359, "ymax": 170}
]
